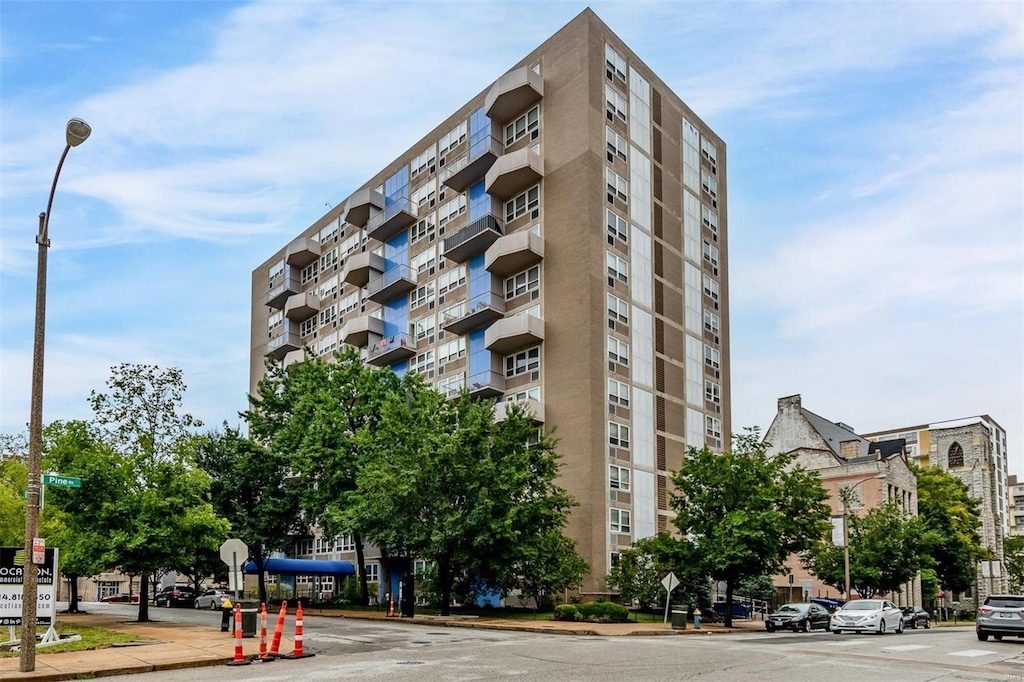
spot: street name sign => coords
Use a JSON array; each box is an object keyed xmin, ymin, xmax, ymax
[{"xmin": 42, "ymin": 474, "xmax": 81, "ymax": 488}]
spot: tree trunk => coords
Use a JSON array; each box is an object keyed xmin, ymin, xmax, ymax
[
  {"xmin": 66, "ymin": 574, "xmax": 81, "ymax": 613},
  {"xmin": 256, "ymin": 549, "xmax": 267, "ymax": 606},
  {"xmin": 724, "ymin": 580, "xmax": 734, "ymax": 628},
  {"xmin": 439, "ymin": 555, "xmax": 452, "ymax": 617},
  {"xmin": 354, "ymin": 532, "xmax": 368, "ymax": 606},
  {"xmin": 137, "ymin": 574, "xmax": 150, "ymax": 622}
]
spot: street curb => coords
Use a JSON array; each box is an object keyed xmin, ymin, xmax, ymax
[{"xmin": 0, "ymin": 657, "xmax": 232, "ymax": 682}]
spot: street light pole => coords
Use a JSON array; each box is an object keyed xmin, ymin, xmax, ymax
[
  {"xmin": 20, "ymin": 118, "xmax": 92, "ymax": 673},
  {"xmin": 841, "ymin": 472, "xmax": 886, "ymax": 602}
]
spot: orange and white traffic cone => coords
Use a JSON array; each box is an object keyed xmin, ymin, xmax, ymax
[
  {"xmin": 388, "ymin": 593, "xmax": 395, "ymax": 617},
  {"xmin": 268, "ymin": 600, "xmax": 287, "ymax": 658},
  {"xmin": 226, "ymin": 603, "xmax": 251, "ymax": 666},
  {"xmin": 281, "ymin": 600, "xmax": 315, "ymax": 659},
  {"xmin": 254, "ymin": 602, "xmax": 274, "ymax": 662}
]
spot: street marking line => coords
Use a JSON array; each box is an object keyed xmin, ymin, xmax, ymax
[
  {"xmin": 948, "ymin": 649, "xmax": 998, "ymax": 657},
  {"xmin": 881, "ymin": 644, "xmax": 931, "ymax": 652},
  {"xmin": 822, "ymin": 639, "xmax": 871, "ymax": 647}
]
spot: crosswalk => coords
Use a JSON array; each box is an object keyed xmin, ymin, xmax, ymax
[{"xmin": 712, "ymin": 634, "xmax": 1005, "ymax": 662}]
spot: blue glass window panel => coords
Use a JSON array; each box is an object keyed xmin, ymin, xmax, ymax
[
  {"xmin": 384, "ymin": 166, "xmax": 409, "ymax": 204},
  {"xmin": 383, "ymin": 297, "xmax": 408, "ymax": 338},
  {"xmin": 468, "ymin": 253, "xmax": 488, "ymax": 299},
  {"xmin": 468, "ymin": 180, "xmax": 488, "ymax": 221},
  {"xmin": 468, "ymin": 328, "xmax": 488, "ymax": 375},
  {"xmin": 469, "ymin": 106, "xmax": 490, "ymax": 145}
]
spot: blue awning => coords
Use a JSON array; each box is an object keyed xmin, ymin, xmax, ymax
[{"xmin": 243, "ymin": 557, "xmax": 356, "ymax": 576}]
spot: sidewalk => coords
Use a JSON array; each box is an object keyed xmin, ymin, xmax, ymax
[{"xmin": 0, "ymin": 610, "xmax": 762, "ymax": 681}]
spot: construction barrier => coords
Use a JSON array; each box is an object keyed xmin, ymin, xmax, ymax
[
  {"xmin": 254, "ymin": 603, "xmax": 274, "ymax": 662},
  {"xmin": 280, "ymin": 600, "xmax": 315, "ymax": 660},
  {"xmin": 226, "ymin": 604, "xmax": 251, "ymax": 666},
  {"xmin": 268, "ymin": 601, "xmax": 287, "ymax": 658}
]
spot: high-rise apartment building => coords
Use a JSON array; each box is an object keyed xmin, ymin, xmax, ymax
[
  {"xmin": 864, "ymin": 416, "xmax": 1010, "ymax": 603},
  {"xmin": 249, "ymin": 9, "xmax": 729, "ymax": 596}
]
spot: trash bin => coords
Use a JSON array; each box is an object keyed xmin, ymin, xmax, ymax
[
  {"xmin": 400, "ymin": 575, "xmax": 415, "ymax": 618},
  {"xmin": 671, "ymin": 610, "xmax": 687, "ymax": 630},
  {"xmin": 239, "ymin": 602, "xmax": 258, "ymax": 638}
]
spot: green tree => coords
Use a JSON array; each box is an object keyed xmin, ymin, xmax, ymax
[
  {"xmin": 511, "ymin": 530, "xmax": 589, "ymax": 611},
  {"xmin": 348, "ymin": 380, "xmax": 579, "ymax": 615},
  {"xmin": 670, "ymin": 429, "xmax": 832, "ymax": 626},
  {"xmin": 920, "ymin": 567, "xmax": 940, "ymax": 608},
  {"xmin": 0, "ymin": 456, "xmax": 27, "ymax": 547},
  {"xmin": 195, "ymin": 424, "xmax": 305, "ymax": 605},
  {"xmin": 1004, "ymin": 536, "xmax": 1024, "ymax": 593},
  {"xmin": 606, "ymin": 537, "xmax": 667, "ymax": 611},
  {"xmin": 803, "ymin": 501, "xmax": 924, "ymax": 598},
  {"xmin": 914, "ymin": 464, "xmax": 983, "ymax": 595}
]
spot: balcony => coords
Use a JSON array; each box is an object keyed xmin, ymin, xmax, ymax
[
  {"xmin": 440, "ymin": 135, "xmax": 503, "ymax": 192},
  {"xmin": 494, "ymin": 398, "xmax": 545, "ymax": 424},
  {"xmin": 341, "ymin": 251, "xmax": 384, "ymax": 288},
  {"xmin": 485, "ymin": 230, "xmax": 544, "ymax": 276},
  {"xmin": 485, "ymin": 146, "xmax": 544, "ymax": 200},
  {"xmin": 265, "ymin": 276, "xmax": 301, "ymax": 309},
  {"xmin": 285, "ymin": 236, "xmax": 321, "ymax": 267},
  {"xmin": 440, "ymin": 290, "xmax": 505, "ymax": 335},
  {"xmin": 344, "ymin": 188, "xmax": 385, "ymax": 228},
  {"xmin": 282, "ymin": 349, "xmax": 306, "ymax": 369},
  {"xmin": 340, "ymin": 314, "xmax": 384, "ymax": 348},
  {"xmin": 266, "ymin": 331, "xmax": 301, "ymax": 361},
  {"xmin": 284, "ymin": 291, "xmax": 319, "ymax": 321},
  {"xmin": 367, "ymin": 265, "xmax": 417, "ymax": 304},
  {"xmin": 442, "ymin": 213, "xmax": 503, "ymax": 263},
  {"xmin": 366, "ymin": 332, "xmax": 417, "ymax": 367},
  {"xmin": 484, "ymin": 313, "xmax": 544, "ymax": 355},
  {"xmin": 367, "ymin": 197, "xmax": 418, "ymax": 243},
  {"xmin": 485, "ymin": 66, "xmax": 544, "ymax": 123},
  {"xmin": 468, "ymin": 370, "xmax": 504, "ymax": 399}
]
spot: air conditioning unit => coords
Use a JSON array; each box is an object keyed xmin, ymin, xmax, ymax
[
  {"xmin": 609, "ymin": 490, "xmax": 618, "ymax": 502},
  {"xmin": 530, "ymin": 371, "xmax": 539, "ymax": 381},
  {"xmin": 714, "ymin": 370, "xmax": 721, "ymax": 379}
]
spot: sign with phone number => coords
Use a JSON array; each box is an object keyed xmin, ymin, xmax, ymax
[{"xmin": 0, "ymin": 547, "xmax": 58, "ymax": 625}]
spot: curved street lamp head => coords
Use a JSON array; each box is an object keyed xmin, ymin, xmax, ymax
[{"xmin": 65, "ymin": 118, "xmax": 91, "ymax": 147}]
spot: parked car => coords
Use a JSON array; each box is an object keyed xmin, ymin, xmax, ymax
[
  {"xmin": 901, "ymin": 606, "xmax": 931, "ymax": 629},
  {"xmin": 765, "ymin": 603, "xmax": 831, "ymax": 632},
  {"xmin": 830, "ymin": 599, "xmax": 904, "ymax": 634},
  {"xmin": 154, "ymin": 584, "xmax": 196, "ymax": 608},
  {"xmin": 976, "ymin": 594, "xmax": 1024, "ymax": 641},
  {"xmin": 194, "ymin": 589, "xmax": 231, "ymax": 610},
  {"xmin": 100, "ymin": 593, "xmax": 139, "ymax": 603}
]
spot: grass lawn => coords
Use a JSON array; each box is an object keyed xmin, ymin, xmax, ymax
[{"xmin": 0, "ymin": 623, "xmax": 148, "ymax": 658}]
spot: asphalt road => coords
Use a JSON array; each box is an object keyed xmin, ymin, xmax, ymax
[{"xmin": 91, "ymin": 604, "xmax": 1024, "ymax": 681}]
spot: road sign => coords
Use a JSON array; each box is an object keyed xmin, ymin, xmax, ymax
[
  {"xmin": 220, "ymin": 539, "xmax": 248, "ymax": 595},
  {"xmin": 661, "ymin": 571, "xmax": 679, "ymax": 593},
  {"xmin": 42, "ymin": 474, "xmax": 81, "ymax": 488}
]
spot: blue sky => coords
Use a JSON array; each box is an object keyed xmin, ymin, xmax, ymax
[{"xmin": 1, "ymin": 1, "xmax": 1021, "ymax": 469}]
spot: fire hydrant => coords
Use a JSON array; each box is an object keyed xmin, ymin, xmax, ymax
[{"xmin": 694, "ymin": 607, "xmax": 702, "ymax": 629}]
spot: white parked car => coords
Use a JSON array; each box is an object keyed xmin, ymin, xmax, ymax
[{"xmin": 830, "ymin": 598, "xmax": 904, "ymax": 635}]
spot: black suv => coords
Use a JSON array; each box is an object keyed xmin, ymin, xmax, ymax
[
  {"xmin": 977, "ymin": 594, "xmax": 1024, "ymax": 641},
  {"xmin": 154, "ymin": 584, "xmax": 196, "ymax": 608}
]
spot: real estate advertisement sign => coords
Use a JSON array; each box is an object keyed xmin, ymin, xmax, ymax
[{"xmin": 0, "ymin": 547, "xmax": 58, "ymax": 626}]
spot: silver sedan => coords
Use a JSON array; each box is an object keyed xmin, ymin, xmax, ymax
[{"xmin": 830, "ymin": 598, "xmax": 905, "ymax": 634}]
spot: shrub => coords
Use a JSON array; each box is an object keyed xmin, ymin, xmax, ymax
[
  {"xmin": 554, "ymin": 604, "xmax": 580, "ymax": 621},
  {"xmin": 578, "ymin": 601, "xmax": 629, "ymax": 623}
]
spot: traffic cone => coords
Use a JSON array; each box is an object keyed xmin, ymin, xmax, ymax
[
  {"xmin": 281, "ymin": 600, "xmax": 315, "ymax": 659},
  {"xmin": 254, "ymin": 602, "xmax": 274, "ymax": 662},
  {"xmin": 268, "ymin": 600, "xmax": 287, "ymax": 658},
  {"xmin": 226, "ymin": 603, "xmax": 251, "ymax": 666},
  {"xmin": 388, "ymin": 593, "xmax": 395, "ymax": 617}
]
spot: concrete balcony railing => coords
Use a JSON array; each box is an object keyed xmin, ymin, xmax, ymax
[
  {"xmin": 485, "ymin": 66, "xmax": 543, "ymax": 123},
  {"xmin": 367, "ymin": 196, "xmax": 418, "ymax": 243},
  {"xmin": 366, "ymin": 332, "xmax": 416, "ymax": 367},
  {"xmin": 341, "ymin": 251, "xmax": 385, "ymax": 288},
  {"xmin": 442, "ymin": 213, "xmax": 503, "ymax": 263},
  {"xmin": 340, "ymin": 314, "xmax": 384, "ymax": 348},
  {"xmin": 285, "ymin": 236, "xmax": 321, "ymax": 267},
  {"xmin": 439, "ymin": 290, "xmax": 505, "ymax": 335},
  {"xmin": 366, "ymin": 265, "xmax": 417, "ymax": 305},
  {"xmin": 494, "ymin": 398, "xmax": 545, "ymax": 424},
  {"xmin": 484, "ymin": 313, "xmax": 544, "ymax": 355},
  {"xmin": 484, "ymin": 230, "xmax": 544, "ymax": 277},
  {"xmin": 468, "ymin": 369, "xmax": 504, "ymax": 399},
  {"xmin": 344, "ymin": 188, "xmax": 385, "ymax": 228},
  {"xmin": 265, "ymin": 276, "xmax": 301, "ymax": 309},
  {"xmin": 440, "ymin": 135, "xmax": 503, "ymax": 192},
  {"xmin": 485, "ymin": 146, "xmax": 544, "ymax": 200},
  {"xmin": 283, "ymin": 290, "xmax": 319, "ymax": 321}
]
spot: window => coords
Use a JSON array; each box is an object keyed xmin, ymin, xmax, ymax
[
  {"xmin": 608, "ymin": 294, "xmax": 629, "ymax": 326},
  {"xmin": 439, "ymin": 121, "xmax": 467, "ymax": 154},
  {"xmin": 505, "ymin": 346, "xmax": 540, "ymax": 378},
  {"xmin": 319, "ymin": 247, "xmax": 338, "ymax": 272},
  {"xmin": 507, "ymin": 387, "xmax": 541, "ymax": 402},
  {"xmin": 703, "ymin": 242, "xmax": 719, "ymax": 268},
  {"xmin": 948, "ymin": 442, "xmax": 965, "ymax": 468},
  {"xmin": 607, "ymin": 209, "xmax": 628, "ymax": 244},
  {"xmin": 410, "ymin": 282, "xmax": 434, "ymax": 310},
  {"xmin": 411, "ymin": 145, "xmax": 436, "ymax": 179},
  {"xmin": 606, "ymin": 127, "xmax": 627, "ymax": 163},
  {"xmin": 294, "ymin": 538, "xmax": 313, "ymax": 557},
  {"xmin": 267, "ymin": 311, "xmax": 283, "ymax": 335},
  {"xmin": 605, "ymin": 43, "xmax": 626, "ymax": 82},
  {"xmin": 339, "ymin": 231, "xmax": 361, "ymax": 255},
  {"xmin": 413, "ymin": 314, "xmax": 435, "ymax": 341},
  {"xmin": 505, "ymin": 105, "xmax": 539, "ymax": 145},
  {"xmin": 606, "ymin": 169, "xmax": 627, "ymax": 204},
  {"xmin": 610, "ymin": 464, "xmax": 631, "ymax": 491},
  {"xmin": 605, "ymin": 84, "xmax": 627, "ymax": 122},
  {"xmin": 703, "ymin": 310, "xmax": 720, "ymax": 335},
  {"xmin": 702, "ymin": 205, "xmax": 718, "ymax": 236},
  {"xmin": 319, "ymin": 275, "xmax": 338, "ymax": 300},
  {"xmin": 438, "ymin": 337, "xmax": 466, "ymax": 364},
  {"xmin": 608, "ymin": 336, "xmax": 629, "ymax": 366},
  {"xmin": 411, "ymin": 350, "xmax": 434, "ymax": 376},
  {"xmin": 338, "ymin": 535, "xmax": 355, "ymax": 552},
  {"xmin": 315, "ymin": 535, "xmax": 333, "ymax": 554},
  {"xmin": 438, "ymin": 194, "xmax": 467, "ymax": 228},
  {"xmin": 411, "ymin": 181, "xmax": 436, "ymax": 212},
  {"xmin": 411, "ymin": 246, "xmax": 436, "ymax": 276},
  {"xmin": 705, "ymin": 380, "xmax": 720, "ymax": 404},
  {"xmin": 505, "ymin": 185, "xmax": 540, "ymax": 222},
  {"xmin": 706, "ymin": 415, "xmax": 722, "ymax": 440},
  {"xmin": 701, "ymin": 171, "xmax": 718, "ymax": 201},
  {"xmin": 300, "ymin": 316, "xmax": 317, "ymax": 337},
  {"xmin": 610, "ymin": 508, "xmax": 631, "ymax": 534},
  {"xmin": 301, "ymin": 261, "xmax": 319, "ymax": 285},
  {"xmin": 317, "ymin": 332, "xmax": 337, "ymax": 356},
  {"xmin": 437, "ymin": 264, "xmax": 466, "ymax": 295},
  {"xmin": 701, "ymin": 137, "xmax": 717, "ymax": 165},
  {"xmin": 607, "ymin": 251, "xmax": 628, "ymax": 285},
  {"xmin": 609, "ymin": 378, "xmax": 630, "ymax": 407},
  {"xmin": 704, "ymin": 345, "xmax": 720, "ymax": 370},
  {"xmin": 505, "ymin": 265, "xmax": 540, "ymax": 299},
  {"xmin": 609, "ymin": 421, "xmax": 630, "ymax": 448},
  {"xmin": 364, "ymin": 563, "xmax": 380, "ymax": 582},
  {"xmin": 436, "ymin": 372, "xmax": 465, "ymax": 398},
  {"xmin": 319, "ymin": 304, "xmax": 336, "ymax": 327},
  {"xmin": 703, "ymin": 275, "xmax": 719, "ymax": 302},
  {"xmin": 339, "ymin": 290, "xmax": 359, "ymax": 316},
  {"xmin": 268, "ymin": 258, "xmax": 285, "ymax": 281}
]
